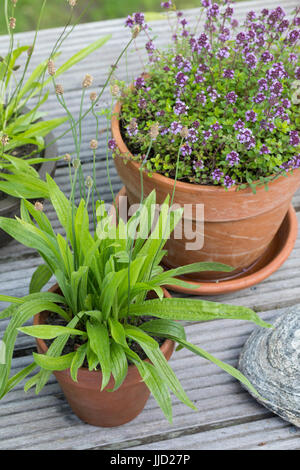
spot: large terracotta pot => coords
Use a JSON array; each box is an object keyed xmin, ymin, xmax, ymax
[
  {"xmin": 34, "ymin": 284, "xmax": 175, "ymax": 427},
  {"xmin": 112, "ymin": 101, "xmax": 300, "ymax": 281}
]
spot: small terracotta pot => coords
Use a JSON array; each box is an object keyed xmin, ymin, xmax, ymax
[
  {"xmin": 34, "ymin": 284, "xmax": 175, "ymax": 427},
  {"xmin": 112, "ymin": 101, "xmax": 300, "ymax": 281}
]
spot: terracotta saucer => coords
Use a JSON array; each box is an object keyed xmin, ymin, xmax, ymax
[
  {"xmin": 165, "ymin": 205, "xmax": 298, "ymax": 296},
  {"xmin": 112, "ymin": 187, "xmax": 298, "ymax": 296}
]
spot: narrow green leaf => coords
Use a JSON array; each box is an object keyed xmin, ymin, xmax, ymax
[
  {"xmin": 29, "ymin": 264, "xmax": 53, "ymax": 294},
  {"xmin": 70, "ymin": 343, "xmax": 87, "ymax": 382},
  {"xmin": 175, "ymin": 338, "xmax": 262, "ymax": 399},
  {"xmin": 137, "ymin": 361, "xmax": 173, "ymax": 423},
  {"xmin": 123, "ymin": 298, "xmax": 272, "ymax": 328},
  {"xmin": 110, "ymin": 341, "xmax": 128, "ymax": 391},
  {"xmin": 33, "ymin": 351, "xmax": 75, "ymax": 371},
  {"xmin": 18, "ymin": 325, "xmax": 87, "ymax": 340},
  {"xmin": 86, "ymin": 320, "xmax": 111, "ymax": 390}
]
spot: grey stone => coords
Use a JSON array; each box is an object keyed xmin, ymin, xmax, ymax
[{"xmin": 239, "ymin": 307, "xmax": 300, "ymax": 427}]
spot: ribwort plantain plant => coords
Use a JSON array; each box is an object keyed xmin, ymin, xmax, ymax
[{"xmin": 0, "ymin": 173, "xmax": 272, "ymax": 422}]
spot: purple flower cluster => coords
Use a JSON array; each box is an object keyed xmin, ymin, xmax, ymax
[
  {"xmin": 226, "ymin": 151, "xmax": 240, "ymax": 166},
  {"xmin": 121, "ymin": 2, "xmax": 300, "ymax": 189},
  {"xmin": 174, "ymin": 99, "xmax": 188, "ymax": 115}
]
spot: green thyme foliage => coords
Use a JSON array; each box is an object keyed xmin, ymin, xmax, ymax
[{"xmin": 119, "ymin": 2, "xmax": 300, "ymax": 189}]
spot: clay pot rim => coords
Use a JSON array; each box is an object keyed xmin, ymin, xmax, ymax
[
  {"xmin": 34, "ymin": 284, "xmax": 175, "ymax": 380},
  {"xmin": 112, "ymin": 100, "xmax": 297, "ymax": 196},
  {"xmin": 112, "ymin": 187, "xmax": 298, "ymax": 296}
]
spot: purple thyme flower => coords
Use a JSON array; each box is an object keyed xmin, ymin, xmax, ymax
[
  {"xmin": 280, "ymin": 155, "xmax": 300, "ymax": 171},
  {"xmin": 188, "ymin": 128, "xmax": 198, "ymax": 143},
  {"xmin": 258, "ymin": 78, "xmax": 268, "ymax": 91},
  {"xmin": 211, "ymin": 122, "xmax": 223, "ymax": 131},
  {"xmin": 193, "ymin": 159, "xmax": 204, "ymax": 170},
  {"xmin": 282, "ymin": 98, "xmax": 291, "ymax": 109},
  {"xmin": 133, "ymin": 12, "xmax": 145, "ymax": 25},
  {"xmin": 194, "ymin": 74, "xmax": 205, "ymax": 84},
  {"xmin": 261, "ymin": 51, "xmax": 274, "ymax": 62},
  {"xmin": 217, "ymin": 47, "xmax": 230, "ymax": 59},
  {"xmin": 182, "ymin": 59, "xmax": 192, "ymax": 72},
  {"xmin": 247, "ymin": 11, "xmax": 256, "ymax": 21},
  {"xmin": 145, "ymin": 40, "xmax": 155, "ymax": 55},
  {"xmin": 174, "ymin": 99, "xmax": 188, "ymax": 115},
  {"xmin": 260, "ymin": 145, "xmax": 270, "ymax": 154},
  {"xmin": 211, "ymin": 169, "xmax": 224, "ymax": 182},
  {"xmin": 196, "ymin": 91, "xmax": 207, "ymax": 106},
  {"xmin": 231, "ymin": 19, "xmax": 239, "ymax": 28},
  {"xmin": 203, "ymin": 130, "xmax": 212, "ymax": 140},
  {"xmin": 288, "ymin": 53, "xmax": 298, "ymax": 63},
  {"xmin": 244, "ymin": 53, "xmax": 258, "ymax": 69},
  {"xmin": 180, "ymin": 18, "xmax": 188, "ymax": 27},
  {"xmin": 175, "ymin": 71, "xmax": 189, "ymax": 87},
  {"xmin": 267, "ymin": 62, "xmax": 287, "ymax": 80},
  {"xmin": 224, "ymin": 175, "xmax": 235, "ymax": 188},
  {"xmin": 219, "ymin": 27, "xmax": 230, "ymax": 42},
  {"xmin": 288, "ymin": 30, "xmax": 299, "ymax": 44},
  {"xmin": 233, "ymin": 119, "xmax": 245, "ymax": 130},
  {"xmin": 170, "ymin": 121, "xmax": 183, "ymax": 135},
  {"xmin": 268, "ymin": 121, "xmax": 276, "ymax": 132},
  {"xmin": 226, "ymin": 151, "xmax": 240, "ymax": 166},
  {"xmin": 223, "ymin": 69, "xmax": 235, "ymax": 79},
  {"xmin": 277, "ymin": 19, "xmax": 289, "ymax": 32},
  {"xmin": 161, "ymin": 1, "xmax": 172, "ymax": 8},
  {"xmin": 290, "ymin": 131, "xmax": 300, "ymax": 146},
  {"xmin": 226, "ymin": 91, "xmax": 238, "ymax": 104},
  {"xmin": 125, "ymin": 15, "xmax": 134, "ymax": 28},
  {"xmin": 160, "ymin": 127, "xmax": 169, "ymax": 136},
  {"xmin": 224, "ymin": 6, "xmax": 234, "ymax": 17},
  {"xmin": 253, "ymin": 93, "xmax": 266, "ymax": 104},
  {"xmin": 127, "ymin": 118, "xmax": 138, "ymax": 137},
  {"xmin": 207, "ymin": 3, "xmax": 219, "ymax": 18},
  {"xmin": 236, "ymin": 32, "xmax": 246, "ymax": 45},
  {"xmin": 197, "ymin": 63, "xmax": 208, "ymax": 73},
  {"xmin": 138, "ymin": 98, "xmax": 147, "ymax": 109},
  {"xmin": 270, "ymin": 80, "xmax": 283, "ymax": 96},
  {"xmin": 180, "ymin": 143, "xmax": 192, "ymax": 156},
  {"xmin": 245, "ymin": 110, "xmax": 257, "ymax": 122},
  {"xmin": 207, "ymin": 86, "xmax": 219, "ymax": 102},
  {"xmin": 198, "ymin": 33, "xmax": 209, "ymax": 48},
  {"xmin": 108, "ymin": 139, "xmax": 117, "ymax": 150},
  {"xmin": 237, "ymin": 127, "xmax": 253, "ymax": 144},
  {"xmin": 135, "ymin": 76, "xmax": 145, "ymax": 89}
]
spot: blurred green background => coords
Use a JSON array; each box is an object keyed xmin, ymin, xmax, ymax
[{"xmin": 1, "ymin": 0, "xmax": 202, "ymax": 33}]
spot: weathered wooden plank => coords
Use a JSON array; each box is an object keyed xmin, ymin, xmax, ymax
[
  {"xmin": 131, "ymin": 416, "xmax": 300, "ymax": 450},
  {"xmin": 0, "ymin": 309, "xmax": 292, "ymax": 450}
]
